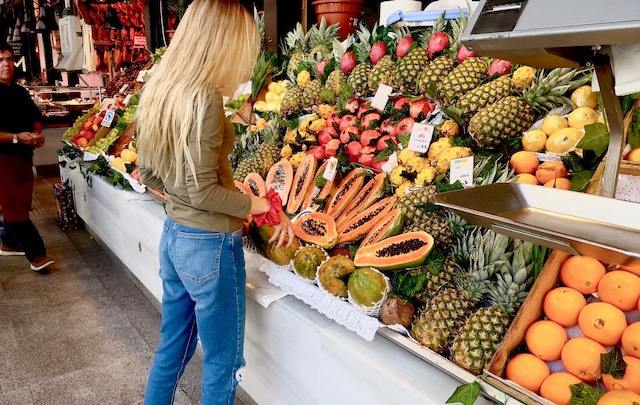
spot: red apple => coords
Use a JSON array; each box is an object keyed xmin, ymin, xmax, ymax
[{"xmin": 82, "ymin": 121, "xmax": 92, "ymax": 131}]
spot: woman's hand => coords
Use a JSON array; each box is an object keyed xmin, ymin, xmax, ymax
[
  {"xmin": 269, "ymin": 211, "xmax": 296, "ymax": 248},
  {"xmin": 250, "ymin": 196, "xmax": 271, "ymax": 215}
]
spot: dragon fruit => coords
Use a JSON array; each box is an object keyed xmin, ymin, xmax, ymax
[
  {"xmin": 396, "ymin": 36, "xmax": 414, "ymax": 59},
  {"xmin": 325, "ymin": 139, "xmax": 341, "ymax": 157},
  {"xmin": 457, "ymin": 44, "xmax": 476, "ymax": 63},
  {"xmin": 339, "ymin": 115, "xmax": 358, "ymax": 132},
  {"xmin": 487, "ymin": 59, "xmax": 512, "ymax": 77},
  {"xmin": 370, "ymin": 41, "xmax": 388, "ymax": 65},
  {"xmin": 346, "ymin": 141, "xmax": 363, "ymax": 158},
  {"xmin": 341, "ymin": 51, "xmax": 357, "ymax": 74},
  {"xmin": 428, "ymin": 31, "xmax": 449, "ymax": 59},
  {"xmin": 317, "ymin": 60, "xmax": 328, "ymax": 78}
]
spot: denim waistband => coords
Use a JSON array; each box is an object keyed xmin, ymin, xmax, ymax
[{"xmin": 164, "ymin": 217, "xmax": 243, "ymax": 237}]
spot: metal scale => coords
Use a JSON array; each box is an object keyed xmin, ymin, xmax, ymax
[{"xmin": 435, "ymin": 0, "xmax": 640, "ymax": 265}]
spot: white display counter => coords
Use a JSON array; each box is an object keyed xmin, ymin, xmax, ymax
[{"xmin": 60, "ymin": 162, "xmax": 498, "ymax": 405}]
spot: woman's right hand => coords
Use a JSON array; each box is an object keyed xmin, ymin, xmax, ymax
[{"xmin": 250, "ymin": 196, "xmax": 271, "ymax": 215}]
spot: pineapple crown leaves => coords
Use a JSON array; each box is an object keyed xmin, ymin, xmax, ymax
[
  {"xmin": 488, "ymin": 240, "xmax": 537, "ymax": 315},
  {"xmin": 253, "ymin": 7, "xmax": 265, "ymax": 49},
  {"xmin": 524, "ymin": 68, "xmax": 592, "ymax": 113},
  {"xmin": 452, "ymin": 227, "xmax": 483, "ymax": 266},
  {"xmin": 281, "ymin": 23, "xmax": 309, "ymax": 55},
  {"xmin": 473, "ymin": 154, "xmax": 515, "ymax": 186},
  {"xmin": 352, "ymin": 24, "xmax": 373, "ymax": 63},
  {"xmin": 309, "ymin": 18, "xmax": 341, "ymax": 57}
]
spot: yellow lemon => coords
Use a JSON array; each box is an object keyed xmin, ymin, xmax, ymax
[
  {"xmin": 568, "ymin": 107, "xmax": 599, "ymax": 129},
  {"xmin": 541, "ymin": 115, "xmax": 569, "ymax": 135},
  {"xmin": 571, "ymin": 85, "xmax": 598, "ymax": 109},
  {"xmin": 522, "ymin": 129, "xmax": 548, "ymax": 152},
  {"xmin": 546, "ymin": 128, "xmax": 585, "ymax": 154}
]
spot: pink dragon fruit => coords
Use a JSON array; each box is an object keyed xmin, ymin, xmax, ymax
[
  {"xmin": 316, "ymin": 60, "xmax": 328, "ymax": 78},
  {"xmin": 457, "ymin": 44, "xmax": 476, "ymax": 63},
  {"xmin": 487, "ymin": 59, "xmax": 512, "ymax": 77},
  {"xmin": 309, "ymin": 146, "xmax": 326, "ymax": 161},
  {"xmin": 325, "ymin": 139, "xmax": 341, "ymax": 158},
  {"xmin": 370, "ymin": 41, "xmax": 388, "ymax": 65},
  {"xmin": 396, "ymin": 36, "xmax": 414, "ymax": 59},
  {"xmin": 428, "ymin": 31, "xmax": 449, "ymax": 59},
  {"xmin": 341, "ymin": 51, "xmax": 357, "ymax": 74}
]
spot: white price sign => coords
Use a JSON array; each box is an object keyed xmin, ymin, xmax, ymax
[
  {"xmin": 450, "ymin": 156, "xmax": 474, "ymax": 187},
  {"xmin": 371, "ymin": 84, "xmax": 393, "ymax": 111},
  {"xmin": 323, "ymin": 157, "xmax": 338, "ymax": 181},
  {"xmin": 381, "ymin": 152, "xmax": 399, "ymax": 173},
  {"xmin": 534, "ymin": 152, "xmax": 562, "ymax": 162},
  {"xmin": 408, "ymin": 123, "xmax": 434, "ymax": 153},
  {"xmin": 101, "ymin": 110, "xmax": 116, "ymax": 128}
]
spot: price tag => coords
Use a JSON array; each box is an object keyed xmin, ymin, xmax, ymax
[
  {"xmin": 371, "ymin": 84, "xmax": 393, "ymax": 111},
  {"xmin": 381, "ymin": 152, "xmax": 399, "ymax": 173},
  {"xmin": 101, "ymin": 110, "xmax": 116, "ymax": 127},
  {"xmin": 123, "ymin": 94, "xmax": 133, "ymax": 106},
  {"xmin": 118, "ymin": 84, "xmax": 129, "ymax": 94},
  {"xmin": 408, "ymin": 123, "xmax": 434, "ymax": 153},
  {"xmin": 133, "ymin": 35, "xmax": 147, "ymax": 49},
  {"xmin": 534, "ymin": 152, "xmax": 562, "ymax": 162},
  {"xmin": 323, "ymin": 157, "xmax": 338, "ymax": 181},
  {"xmin": 450, "ymin": 156, "xmax": 474, "ymax": 187}
]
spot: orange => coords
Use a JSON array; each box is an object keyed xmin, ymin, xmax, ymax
[
  {"xmin": 543, "ymin": 177, "xmax": 571, "ymax": 190},
  {"xmin": 515, "ymin": 173, "xmax": 539, "ymax": 185},
  {"xmin": 505, "ymin": 353, "xmax": 550, "ymax": 394},
  {"xmin": 578, "ymin": 302, "xmax": 627, "ymax": 346},
  {"xmin": 597, "ymin": 271, "xmax": 640, "ymax": 311},
  {"xmin": 544, "ymin": 287, "xmax": 587, "ymax": 327},
  {"xmin": 622, "ymin": 259, "xmax": 640, "ymax": 276},
  {"xmin": 622, "ymin": 322, "xmax": 640, "ymax": 359},
  {"xmin": 560, "ymin": 256, "xmax": 606, "ymax": 294},
  {"xmin": 526, "ymin": 320, "xmax": 568, "ymax": 361},
  {"xmin": 540, "ymin": 372, "xmax": 582, "ymax": 405},
  {"xmin": 597, "ymin": 390, "xmax": 640, "ymax": 405},
  {"xmin": 510, "ymin": 151, "xmax": 540, "ymax": 174},
  {"xmin": 561, "ymin": 337, "xmax": 607, "ymax": 382},
  {"xmin": 536, "ymin": 161, "xmax": 568, "ymax": 184},
  {"xmin": 603, "ymin": 355, "xmax": 640, "ymax": 395}
]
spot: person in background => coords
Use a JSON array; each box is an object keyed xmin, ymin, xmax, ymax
[
  {"xmin": 0, "ymin": 43, "xmax": 55, "ymax": 272},
  {"xmin": 136, "ymin": 1, "xmax": 295, "ymax": 404}
]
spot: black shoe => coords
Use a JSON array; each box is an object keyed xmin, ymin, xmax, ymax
[{"xmin": 30, "ymin": 256, "xmax": 55, "ymax": 272}]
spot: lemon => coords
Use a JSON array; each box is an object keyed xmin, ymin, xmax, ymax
[
  {"xmin": 570, "ymin": 85, "xmax": 598, "ymax": 109},
  {"xmin": 568, "ymin": 107, "xmax": 598, "ymax": 129},
  {"xmin": 546, "ymin": 128, "xmax": 584, "ymax": 153},
  {"xmin": 522, "ymin": 129, "xmax": 547, "ymax": 152},
  {"xmin": 541, "ymin": 115, "xmax": 569, "ymax": 135}
]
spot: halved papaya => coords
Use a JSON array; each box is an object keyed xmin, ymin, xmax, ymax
[
  {"xmin": 293, "ymin": 212, "xmax": 337, "ymax": 249},
  {"xmin": 324, "ymin": 168, "xmax": 366, "ymax": 219},
  {"xmin": 234, "ymin": 180, "xmax": 254, "ymax": 197},
  {"xmin": 336, "ymin": 196, "xmax": 397, "ymax": 244},
  {"xmin": 336, "ymin": 173, "xmax": 386, "ymax": 228},
  {"xmin": 244, "ymin": 173, "xmax": 266, "ymax": 197},
  {"xmin": 301, "ymin": 161, "xmax": 337, "ymax": 212},
  {"xmin": 286, "ymin": 153, "xmax": 318, "ymax": 215},
  {"xmin": 354, "ymin": 231, "xmax": 434, "ymax": 271},
  {"xmin": 361, "ymin": 208, "xmax": 404, "ymax": 246},
  {"xmin": 266, "ymin": 160, "xmax": 294, "ymax": 205}
]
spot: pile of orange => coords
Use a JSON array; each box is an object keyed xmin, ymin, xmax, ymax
[{"xmin": 504, "ymin": 255, "xmax": 640, "ymax": 404}]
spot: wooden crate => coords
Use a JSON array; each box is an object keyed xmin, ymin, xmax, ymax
[
  {"xmin": 481, "ymin": 251, "xmax": 572, "ymax": 405},
  {"xmin": 621, "ymin": 99, "xmax": 640, "ymax": 176}
]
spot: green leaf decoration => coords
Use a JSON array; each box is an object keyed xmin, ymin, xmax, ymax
[
  {"xmin": 577, "ymin": 122, "xmax": 609, "ymax": 157},
  {"xmin": 570, "ymin": 169, "xmax": 595, "ymax": 192},
  {"xmin": 569, "ymin": 383, "xmax": 603, "ymax": 405},
  {"xmin": 446, "ymin": 381, "xmax": 481, "ymax": 405},
  {"xmin": 600, "ymin": 346, "xmax": 627, "ymax": 379}
]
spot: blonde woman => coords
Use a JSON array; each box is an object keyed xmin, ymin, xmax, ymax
[{"xmin": 136, "ymin": 1, "xmax": 294, "ymax": 403}]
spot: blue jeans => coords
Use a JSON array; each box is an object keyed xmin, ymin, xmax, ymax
[{"xmin": 144, "ymin": 218, "xmax": 246, "ymax": 405}]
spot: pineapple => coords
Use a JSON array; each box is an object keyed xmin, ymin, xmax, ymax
[
  {"xmin": 397, "ymin": 186, "xmax": 437, "ymax": 223},
  {"xmin": 302, "ymin": 79, "xmax": 323, "ymax": 107},
  {"xmin": 411, "ymin": 230, "xmax": 510, "ymax": 353},
  {"xmin": 416, "ymin": 255, "xmax": 457, "ymax": 302},
  {"xmin": 469, "ymin": 68, "xmax": 590, "ymax": 148},
  {"xmin": 512, "ymin": 66, "xmax": 537, "ymax": 89},
  {"xmin": 233, "ymin": 142, "xmax": 280, "ymax": 181},
  {"xmin": 283, "ymin": 23, "xmax": 309, "ymax": 78},
  {"xmin": 437, "ymin": 57, "xmax": 490, "ymax": 105},
  {"xmin": 368, "ymin": 55, "xmax": 396, "ymax": 93},
  {"xmin": 472, "ymin": 156, "xmax": 515, "ymax": 186},
  {"xmin": 405, "ymin": 212, "xmax": 454, "ymax": 249},
  {"xmin": 394, "ymin": 47, "xmax": 428, "ymax": 95},
  {"xmin": 325, "ymin": 39, "xmax": 348, "ymax": 96},
  {"xmin": 280, "ymin": 86, "xmax": 304, "ymax": 117},
  {"xmin": 452, "ymin": 75, "xmax": 514, "ymax": 120},
  {"xmin": 308, "ymin": 18, "xmax": 340, "ymax": 59},
  {"xmin": 450, "ymin": 241, "xmax": 539, "ymax": 375},
  {"xmin": 347, "ymin": 25, "xmax": 373, "ymax": 97}
]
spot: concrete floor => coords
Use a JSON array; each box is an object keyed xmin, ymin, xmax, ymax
[{"xmin": 0, "ymin": 176, "xmax": 250, "ymax": 405}]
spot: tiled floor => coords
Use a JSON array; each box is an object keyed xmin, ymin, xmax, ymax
[{"xmin": 0, "ymin": 176, "xmax": 250, "ymax": 405}]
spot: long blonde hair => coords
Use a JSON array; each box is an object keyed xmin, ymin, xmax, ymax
[{"xmin": 137, "ymin": 0, "xmax": 258, "ymax": 185}]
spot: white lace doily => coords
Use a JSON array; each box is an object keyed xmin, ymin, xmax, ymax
[
  {"xmin": 261, "ymin": 261, "xmax": 382, "ymax": 341},
  {"xmin": 616, "ymin": 174, "xmax": 640, "ymax": 203}
]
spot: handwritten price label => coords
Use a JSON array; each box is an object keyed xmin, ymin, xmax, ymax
[
  {"xmin": 323, "ymin": 157, "xmax": 338, "ymax": 181},
  {"xmin": 450, "ymin": 156, "xmax": 474, "ymax": 187},
  {"xmin": 408, "ymin": 123, "xmax": 434, "ymax": 153},
  {"xmin": 371, "ymin": 84, "xmax": 393, "ymax": 111}
]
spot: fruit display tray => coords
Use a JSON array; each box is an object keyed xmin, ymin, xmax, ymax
[{"xmin": 435, "ymin": 183, "xmax": 640, "ymax": 267}]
